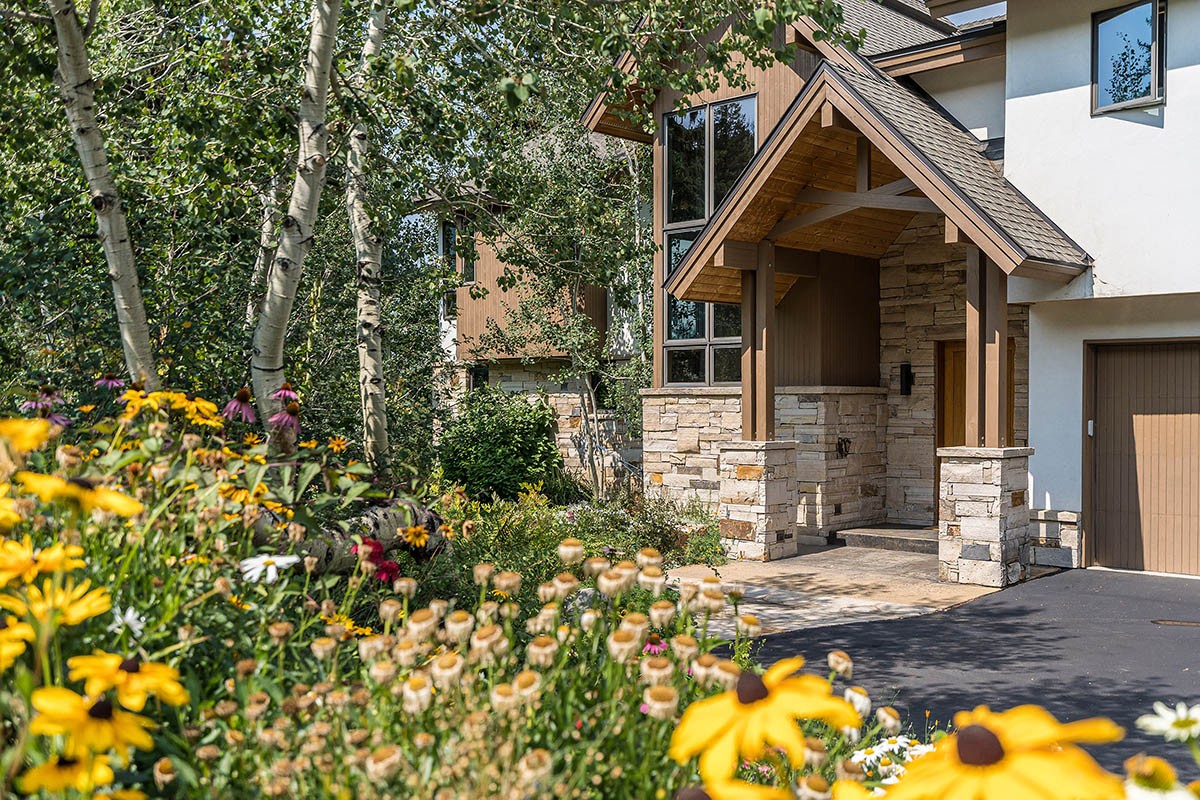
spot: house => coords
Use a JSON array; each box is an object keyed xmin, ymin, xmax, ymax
[
  {"xmin": 434, "ymin": 211, "xmax": 643, "ymax": 487},
  {"xmin": 585, "ymin": 0, "xmax": 1200, "ymax": 585}
]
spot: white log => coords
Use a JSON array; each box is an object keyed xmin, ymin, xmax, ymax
[
  {"xmin": 250, "ymin": 0, "xmax": 342, "ymax": 421},
  {"xmin": 47, "ymin": 0, "xmax": 157, "ymax": 387}
]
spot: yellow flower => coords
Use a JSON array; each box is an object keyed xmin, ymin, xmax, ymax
[
  {"xmin": 831, "ymin": 781, "xmax": 874, "ymax": 800},
  {"xmin": 0, "ymin": 578, "xmax": 112, "ymax": 627},
  {"xmin": 0, "ymin": 418, "xmax": 52, "ymax": 454},
  {"xmin": 15, "ymin": 472, "xmax": 144, "ymax": 517},
  {"xmin": 79, "ymin": 405, "xmax": 97, "ymax": 414},
  {"xmin": 68, "ymin": 652, "xmax": 190, "ymax": 711},
  {"xmin": 243, "ymin": 433, "xmax": 264, "ymax": 446},
  {"xmin": 319, "ymin": 612, "xmax": 374, "ymax": 637},
  {"xmin": 217, "ymin": 481, "xmax": 268, "ymax": 506},
  {"xmin": 29, "ymin": 688, "xmax": 156, "ymax": 763},
  {"xmin": 118, "ymin": 390, "xmax": 158, "ymax": 420},
  {"xmin": 0, "ymin": 536, "xmax": 85, "ymax": 586},
  {"xmin": 18, "ymin": 754, "xmax": 114, "ymax": 793},
  {"xmin": 298, "ymin": 439, "xmax": 318, "ymax": 449},
  {"xmin": 403, "ymin": 525, "xmax": 430, "ymax": 549},
  {"xmin": 0, "ymin": 613, "xmax": 35, "ymax": 671},
  {"xmin": 884, "ymin": 705, "xmax": 1124, "ymax": 800},
  {"xmin": 0, "ymin": 484, "xmax": 21, "ymax": 530},
  {"xmin": 94, "ymin": 791, "xmax": 149, "ymax": 800},
  {"xmin": 328, "ymin": 436, "xmax": 349, "ymax": 453},
  {"xmin": 670, "ymin": 657, "xmax": 860, "ymax": 792},
  {"xmin": 228, "ymin": 594, "xmax": 253, "ymax": 610}
]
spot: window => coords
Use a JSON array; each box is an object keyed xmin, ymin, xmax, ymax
[
  {"xmin": 1093, "ymin": 0, "xmax": 1165, "ymax": 113},
  {"xmin": 439, "ymin": 218, "xmax": 476, "ymax": 283},
  {"xmin": 467, "ymin": 365, "xmax": 489, "ymax": 391},
  {"xmin": 662, "ymin": 95, "xmax": 757, "ymax": 384}
]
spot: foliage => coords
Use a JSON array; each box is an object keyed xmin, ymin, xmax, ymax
[{"xmin": 437, "ymin": 388, "xmax": 563, "ymax": 500}]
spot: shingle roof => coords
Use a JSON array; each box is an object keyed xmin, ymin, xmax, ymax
[
  {"xmin": 838, "ymin": 0, "xmax": 950, "ymax": 55},
  {"xmin": 829, "ymin": 63, "xmax": 1090, "ymax": 267}
]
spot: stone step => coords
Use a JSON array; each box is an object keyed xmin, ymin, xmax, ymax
[{"xmin": 837, "ymin": 527, "xmax": 938, "ymax": 555}]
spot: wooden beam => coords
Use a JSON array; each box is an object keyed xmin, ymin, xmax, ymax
[
  {"xmin": 775, "ymin": 248, "xmax": 821, "ymax": 277},
  {"xmin": 965, "ymin": 248, "xmax": 984, "ymax": 447},
  {"xmin": 755, "ymin": 242, "xmax": 776, "ymax": 441},
  {"xmin": 790, "ymin": 188, "xmax": 940, "ymax": 213},
  {"xmin": 856, "ymin": 137, "xmax": 871, "ymax": 193},
  {"xmin": 984, "ymin": 257, "xmax": 1008, "ymax": 447},
  {"xmin": 713, "ymin": 240, "xmax": 760, "ymax": 271},
  {"xmin": 741, "ymin": 270, "xmax": 757, "ymax": 440},
  {"xmin": 945, "ymin": 218, "xmax": 967, "ymax": 244},
  {"xmin": 768, "ymin": 178, "xmax": 918, "ymax": 240},
  {"xmin": 820, "ymin": 101, "xmax": 853, "ymax": 131}
]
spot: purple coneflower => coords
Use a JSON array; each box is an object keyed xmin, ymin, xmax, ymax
[
  {"xmin": 642, "ymin": 634, "xmax": 668, "ymax": 656},
  {"xmin": 269, "ymin": 401, "xmax": 301, "ymax": 435},
  {"xmin": 271, "ymin": 381, "xmax": 299, "ymax": 402},
  {"xmin": 19, "ymin": 385, "xmax": 63, "ymax": 413},
  {"xmin": 222, "ymin": 387, "xmax": 257, "ymax": 423},
  {"xmin": 46, "ymin": 412, "xmax": 72, "ymax": 427},
  {"xmin": 95, "ymin": 372, "xmax": 125, "ymax": 390}
]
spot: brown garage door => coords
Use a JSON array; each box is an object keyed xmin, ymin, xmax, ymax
[{"xmin": 1092, "ymin": 342, "xmax": 1200, "ymax": 574}]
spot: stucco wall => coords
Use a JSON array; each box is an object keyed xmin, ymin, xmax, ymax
[
  {"xmin": 1027, "ymin": 293, "xmax": 1200, "ymax": 513},
  {"xmin": 880, "ymin": 214, "xmax": 1031, "ymax": 525},
  {"xmin": 1005, "ymin": 0, "xmax": 1200, "ymax": 297},
  {"xmin": 914, "ymin": 57, "xmax": 1007, "ymax": 141}
]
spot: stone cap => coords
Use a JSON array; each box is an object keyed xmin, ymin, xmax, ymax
[
  {"xmin": 641, "ymin": 385, "xmax": 887, "ymax": 398},
  {"xmin": 720, "ymin": 440, "xmax": 800, "ymax": 450},
  {"xmin": 936, "ymin": 446, "xmax": 1035, "ymax": 458}
]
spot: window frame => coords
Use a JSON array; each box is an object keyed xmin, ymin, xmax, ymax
[
  {"xmin": 661, "ymin": 93, "xmax": 757, "ymax": 386},
  {"xmin": 439, "ymin": 217, "xmax": 477, "ymax": 285},
  {"xmin": 1091, "ymin": 0, "xmax": 1166, "ymax": 115}
]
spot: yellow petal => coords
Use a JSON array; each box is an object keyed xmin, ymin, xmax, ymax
[
  {"xmin": 761, "ymin": 657, "xmax": 806, "ymax": 690},
  {"xmin": 670, "ymin": 692, "xmax": 739, "ymax": 763},
  {"xmin": 831, "ymin": 781, "xmax": 874, "ymax": 800},
  {"xmin": 87, "ymin": 487, "xmax": 144, "ymax": 517},
  {"xmin": 705, "ymin": 776, "xmax": 794, "ymax": 800},
  {"xmin": 0, "ymin": 419, "xmax": 51, "ymax": 454}
]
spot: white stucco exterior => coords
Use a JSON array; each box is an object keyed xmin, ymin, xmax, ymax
[
  {"xmin": 1005, "ymin": 0, "xmax": 1200, "ymax": 297},
  {"xmin": 1027, "ymin": 293, "xmax": 1200, "ymax": 513},
  {"xmin": 915, "ymin": 58, "xmax": 1007, "ymax": 140}
]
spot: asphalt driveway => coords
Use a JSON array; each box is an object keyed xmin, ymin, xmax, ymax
[{"xmin": 760, "ymin": 569, "xmax": 1200, "ymax": 770}]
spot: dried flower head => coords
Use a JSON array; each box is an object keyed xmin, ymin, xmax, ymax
[
  {"xmin": 670, "ymin": 635, "xmax": 699, "ymax": 663},
  {"xmin": 444, "ymin": 609, "xmax": 474, "ymax": 642},
  {"xmin": 736, "ymin": 614, "xmax": 762, "ymax": 638},
  {"xmin": 637, "ymin": 566, "xmax": 666, "ymax": 596},
  {"xmin": 877, "ymin": 705, "xmax": 902, "ymax": 735},
  {"xmin": 526, "ymin": 635, "xmax": 559, "ymax": 668},
  {"xmin": 552, "ymin": 572, "xmax": 579, "ymax": 598},
  {"xmin": 365, "ymin": 745, "xmax": 404, "ymax": 783},
  {"xmin": 392, "ymin": 577, "xmax": 418, "ymax": 598},
  {"xmin": 828, "ymin": 649, "xmax": 854, "ymax": 680},
  {"xmin": 649, "ymin": 600, "xmax": 676, "ymax": 628},
  {"xmin": 472, "ymin": 563, "xmax": 495, "ymax": 587},
  {"xmin": 619, "ymin": 612, "xmax": 649, "ymax": 641},
  {"xmin": 431, "ymin": 652, "xmax": 465, "ymax": 691},
  {"xmin": 406, "ymin": 608, "xmax": 438, "ymax": 640},
  {"xmin": 582, "ymin": 556, "xmax": 610, "ymax": 577},
  {"xmin": 640, "ymin": 656, "xmax": 674, "ymax": 686},
  {"xmin": 310, "ymin": 637, "xmax": 338, "ymax": 660},
  {"xmin": 402, "ymin": 674, "xmax": 433, "ymax": 714},
  {"xmin": 378, "ymin": 599, "xmax": 403, "ymax": 625},
  {"xmin": 557, "ymin": 538, "xmax": 584, "ymax": 565},
  {"xmin": 606, "ymin": 629, "xmax": 639, "ymax": 663},
  {"xmin": 643, "ymin": 685, "xmax": 679, "ymax": 720},
  {"xmin": 517, "ymin": 748, "xmax": 552, "ymax": 785}
]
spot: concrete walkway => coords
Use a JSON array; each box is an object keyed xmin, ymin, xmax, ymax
[{"xmin": 670, "ymin": 546, "xmax": 994, "ymax": 637}]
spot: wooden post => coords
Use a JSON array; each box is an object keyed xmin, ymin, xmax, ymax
[
  {"xmin": 741, "ymin": 270, "xmax": 757, "ymax": 440},
  {"xmin": 984, "ymin": 257, "xmax": 1008, "ymax": 447},
  {"xmin": 755, "ymin": 242, "xmax": 776, "ymax": 441},
  {"xmin": 965, "ymin": 248, "xmax": 985, "ymax": 447},
  {"xmin": 856, "ymin": 137, "xmax": 871, "ymax": 193}
]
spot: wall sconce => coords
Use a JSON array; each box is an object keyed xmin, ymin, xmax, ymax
[{"xmin": 900, "ymin": 362, "xmax": 914, "ymax": 396}]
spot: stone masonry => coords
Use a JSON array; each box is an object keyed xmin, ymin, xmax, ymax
[
  {"xmin": 718, "ymin": 441, "xmax": 799, "ymax": 560},
  {"xmin": 937, "ymin": 446, "xmax": 1033, "ymax": 587},
  {"xmin": 1026, "ymin": 510, "xmax": 1081, "ymax": 568}
]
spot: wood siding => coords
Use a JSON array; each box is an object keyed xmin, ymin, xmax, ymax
[
  {"xmin": 1091, "ymin": 343, "xmax": 1200, "ymax": 575},
  {"xmin": 455, "ymin": 238, "xmax": 607, "ymax": 362}
]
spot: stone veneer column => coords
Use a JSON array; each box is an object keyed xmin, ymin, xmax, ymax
[
  {"xmin": 937, "ymin": 446, "xmax": 1033, "ymax": 587},
  {"xmin": 717, "ymin": 440, "xmax": 798, "ymax": 561}
]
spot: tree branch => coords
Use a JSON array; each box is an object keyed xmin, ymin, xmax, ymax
[
  {"xmin": 81, "ymin": 0, "xmax": 97, "ymax": 38},
  {"xmin": 0, "ymin": 4, "xmax": 51, "ymax": 23}
]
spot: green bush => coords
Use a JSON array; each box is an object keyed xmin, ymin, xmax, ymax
[{"xmin": 438, "ymin": 388, "xmax": 564, "ymax": 499}]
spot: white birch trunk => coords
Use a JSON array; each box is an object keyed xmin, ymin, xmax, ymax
[
  {"xmin": 245, "ymin": 177, "xmax": 280, "ymax": 329},
  {"xmin": 250, "ymin": 0, "xmax": 342, "ymax": 420},
  {"xmin": 345, "ymin": 1, "xmax": 390, "ymax": 470},
  {"xmin": 47, "ymin": 0, "xmax": 157, "ymax": 387}
]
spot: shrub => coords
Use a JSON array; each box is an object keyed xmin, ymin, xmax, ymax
[{"xmin": 438, "ymin": 388, "xmax": 564, "ymax": 499}]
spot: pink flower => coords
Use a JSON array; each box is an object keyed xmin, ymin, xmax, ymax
[
  {"xmin": 352, "ymin": 538, "xmax": 385, "ymax": 563},
  {"xmin": 376, "ymin": 560, "xmax": 400, "ymax": 583},
  {"xmin": 19, "ymin": 385, "xmax": 63, "ymax": 413},
  {"xmin": 47, "ymin": 412, "xmax": 72, "ymax": 427},
  {"xmin": 642, "ymin": 634, "xmax": 668, "ymax": 656},
  {"xmin": 222, "ymin": 387, "xmax": 257, "ymax": 423},
  {"xmin": 95, "ymin": 373, "xmax": 126, "ymax": 390},
  {"xmin": 640, "ymin": 703, "xmax": 649, "ymax": 714},
  {"xmin": 271, "ymin": 381, "xmax": 299, "ymax": 402},
  {"xmin": 268, "ymin": 401, "xmax": 300, "ymax": 435}
]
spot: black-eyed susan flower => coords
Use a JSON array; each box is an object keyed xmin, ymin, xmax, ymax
[
  {"xmin": 327, "ymin": 436, "xmax": 349, "ymax": 453},
  {"xmin": 402, "ymin": 525, "xmax": 429, "ymax": 549},
  {"xmin": 0, "ymin": 537, "xmax": 85, "ymax": 587},
  {"xmin": 29, "ymin": 689, "xmax": 155, "ymax": 763},
  {"xmin": 17, "ymin": 754, "xmax": 113, "ymax": 793},
  {"xmin": 15, "ymin": 472, "xmax": 143, "ymax": 517},
  {"xmin": 670, "ymin": 657, "xmax": 860, "ymax": 792},
  {"xmin": 0, "ymin": 613, "xmax": 34, "ymax": 670},
  {"xmin": 884, "ymin": 705, "xmax": 1124, "ymax": 800},
  {"xmin": 0, "ymin": 484, "xmax": 21, "ymax": 530},
  {"xmin": 0, "ymin": 418, "xmax": 52, "ymax": 454},
  {"xmin": 1, "ymin": 578, "xmax": 111, "ymax": 627},
  {"xmin": 67, "ymin": 652, "xmax": 189, "ymax": 711},
  {"xmin": 298, "ymin": 439, "xmax": 318, "ymax": 448}
]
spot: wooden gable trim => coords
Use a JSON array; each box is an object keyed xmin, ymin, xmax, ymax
[
  {"xmin": 873, "ymin": 29, "xmax": 1005, "ymax": 77},
  {"xmin": 924, "ymin": 0, "xmax": 995, "ymax": 18}
]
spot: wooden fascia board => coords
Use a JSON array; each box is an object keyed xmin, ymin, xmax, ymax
[
  {"xmin": 581, "ymin": 52, "xmax": 654, "ymax": 143},
  {"xmin": 1012, "ymin": 259, "xmax": 1085, "ymax": 283},
  {"xmin": 875, "ymin": 31, "xmax": 1006, "ymax": 77},
  {"xmin": 667, "ymin": 81, "xmax": 831, "ymax": 301},
  {"xmin": 924, "ymin": 0, "xmax": 996, "ymax": 17}
]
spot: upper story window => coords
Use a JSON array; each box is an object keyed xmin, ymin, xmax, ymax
[
  {"xmin": 439, "ymin": 218, "xmax": 476, "ymax": 283},
  {"xmin": 662, "ymin": 95, "xmax": 756, "ymax": 385},
  {"xmin": 1092, "ymin": 0, "xmax": 1166, "ymax": 114}
]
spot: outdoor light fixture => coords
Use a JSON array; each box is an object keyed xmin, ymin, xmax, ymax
[{"xmin": 900, "ymin": 362, "xmax": 914, "ymax": 396}]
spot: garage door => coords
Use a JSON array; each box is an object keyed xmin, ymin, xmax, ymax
[{"xmin": 1092, "ymin": 342, "xmax": 1200, "ymax": 574}]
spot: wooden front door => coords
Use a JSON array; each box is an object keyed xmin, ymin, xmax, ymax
[
  {"xmin": 936, "ymin": 341, "xmax": 1016, "ymax": 519},
  {"xmin": 1091, "ymin": 343, "xmax": 1200, "ymax": 575}
]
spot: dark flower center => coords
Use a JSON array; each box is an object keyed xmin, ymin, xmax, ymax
[
  {"xmin": 104, "ymin": 373, "xmax": 116, "ymax": 380},
  {"xmin": 236, "ymin": 388, "xmax": 251, "ymax": 402},
  {"xmin": 88, "ymin": 698, "xmax": 114, "ymax": 720},
  {"xmin": 120, "ymin": 657, "xmax": 141, "ymax": 673},
  {"xmin": 285, "ymin": 402, "xmax": 300, "ymax": 416},
  {"xmin": 957, "ymin": 724, "xmax": 1006, "ymax": 766},
  {"xmin": 647, "ymin": 634, "xmax": 662, "ymax": 646},
  {"xmin": 40, "ymin": 385, "xmax": 56, "ymax": 395},
  {"xmin": 131, "ymin": 381, "xmax": 145, "ymax": 391},
  {"xmin": 57, "ymin": 757, "xmax": 79, "ymax": 768},
  {"xmin": 675, "ymin": 789, "xmax": 712, "ymax": 800},
  {"xmin": 0, "ymin": 617, "xmax": 8, "ymax": 630},
  {"xmin": 735, "ymin": 672, "xmax": 770, "ymax": 705},
  {"xmin": 68, "ymin": 477, "xmax": 97, "ymax": 491},
  {"xmin": 281, "ymin": 382, "xmax": 293, "ymax": 391}
]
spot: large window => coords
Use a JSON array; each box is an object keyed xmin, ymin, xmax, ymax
[
  {"xmin": 663, "ymin": 95, "xmax": 756, "ymax": 384},
  {"xmin": 439, "ymin": 218, "xmax": 476, "ymax": 283},
  {"xmin": 1092, "ymin": 0, "xmax": 1165, "ymax": 113}
]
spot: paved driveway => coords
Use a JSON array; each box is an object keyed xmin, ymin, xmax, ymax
[{"xmin": 759, "ymin": 569, "xmax": 1200, "ymax": 770}]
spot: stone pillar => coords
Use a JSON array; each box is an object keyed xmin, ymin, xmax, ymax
[
  {"xmin": 717, "ymin": 440, "xmax": 798, "ymax": 561},
  {"xmin": 937, "ymin": 446, "xmax": 1033, "ymax": 587}
]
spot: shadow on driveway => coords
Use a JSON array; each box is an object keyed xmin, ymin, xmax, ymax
[{"xmin": 759, "ymin": 569, "xmax": 1200, "ymax": 771}]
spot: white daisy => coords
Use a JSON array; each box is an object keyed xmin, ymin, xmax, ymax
[
  {"xmin": 107, "ymin": 606, "xmax": 146, "ymax": 638},
  {"xmin": 239, "ymin": 554, "xmax": 301, "ymax": 584},
  {"xmin": 1136, "ymin": 701, "xmax": 1200, "ymax": 742}
]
